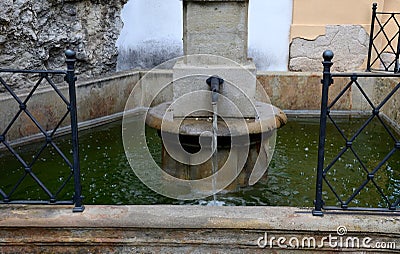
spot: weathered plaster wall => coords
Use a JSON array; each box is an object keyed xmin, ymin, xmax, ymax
[
  {"xmin": 290, "ymin": 0, "xmax": 381, "ymax": 41},
  {"xmin": 0, "ymin": 0, "xmax": 127, "ymax": 90},
  {"xmin": 289, "ymin": 0, "xmax": 400, "ymax": 72}
]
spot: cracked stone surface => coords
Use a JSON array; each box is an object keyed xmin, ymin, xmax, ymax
[
  {"xmin": 0, "ymin": 0, "xmax": 127, "ymax": 91},
  {"xmin": 289, "ymin": 25, "xmax": 370, "ymax": 72}
]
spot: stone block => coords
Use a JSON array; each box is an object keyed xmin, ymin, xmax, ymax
[
  {"xmin": 183, "ymin": 0, "xmax": 249, "ymax": 64},
  {"xmin": 289, "ymin": 25, "xmax": 369, "ymax": 72},
  {"xmin": 172, "ymin": 59, "xmax": 257, "ymax": 118}
]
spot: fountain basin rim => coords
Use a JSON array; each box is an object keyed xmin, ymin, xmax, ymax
[{"xmin": 145, "ymin": 101, "xmax": 287, "ymax": 137}]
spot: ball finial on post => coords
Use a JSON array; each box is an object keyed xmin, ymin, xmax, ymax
[
  {"xmin": 65, "ymin": 49, "xmax": 76, "ymax": 59},
  {"xmin": 322, "ymin": 50, "xmax": 334, "ymax": 62}
]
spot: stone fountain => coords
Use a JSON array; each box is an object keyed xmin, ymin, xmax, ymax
[{"xmin": 145, "ymin": 0, "xmax": 287, "ymax": 196}]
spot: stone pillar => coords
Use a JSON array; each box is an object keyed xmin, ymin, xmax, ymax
[
  {"xmin": 183, "ymin": 0, "xmax": 249, "ymax": 64},
  {"xmin": 172, "ymin": 0, "xmax": 257, "ymax": 118}
]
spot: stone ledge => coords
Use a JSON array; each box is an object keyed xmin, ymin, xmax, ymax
[
  {"xmin": 0, "ymin": 205, "xmax": 398, "ymax": 253},
  {"xmin": 0, "ymin": 205, "xmax": 398, "ymax": 232}
]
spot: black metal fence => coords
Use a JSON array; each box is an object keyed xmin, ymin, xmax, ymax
[
  {"xmin": 0, "ymin": 50, "xmax": 84, "ymax": 212},
  {"xmin": 313, "ymin": 50, "xmax": 400, "ymax": 215},
  {"xmin": 367, "ymin": 3, "xmax": 400, "ymax": 73}
]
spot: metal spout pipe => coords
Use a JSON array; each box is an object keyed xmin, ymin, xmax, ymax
[
  {"xmin": 206, "ymin": 75, "xmax": 224, "ymax": 104},
  {"xmin": 206, "ymin": 75, "xmax": 224, "ymax": 205}
]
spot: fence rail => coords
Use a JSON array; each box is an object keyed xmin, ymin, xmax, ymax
[
  {"xmin": 0, "ymin": 50, "xmax": 84, "ymax": 212},
  {"xmin": 313, "ymin": 50, "xmax": 400, "ymax": 216}
]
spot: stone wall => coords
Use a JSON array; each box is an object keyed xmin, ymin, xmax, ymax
[
  {"xmin": 0, "ymin": 0, "xmax": 127, "ymax": 90},
  {"xmin": 375, "ymin": 77, "xmax": 400, "ymax": 131},
  {"xmin": 289, "ymin": 25, "xmax": 370, "ymax": 72}
]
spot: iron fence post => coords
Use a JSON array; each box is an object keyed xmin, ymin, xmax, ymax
[
  {"xmin": 65, "ymin": 49, "xmax": 84, "ymax": 212},
  {"xmin": 367, "ymin": 3, "xmax": 377, "ymax": 72},
  {"xmin": 395, "ymin": 26, "xmax": 400, "ymax": 73},
  {"xmin": 313, "ymin": 50, "xmax": 334, "ymax": 216}
]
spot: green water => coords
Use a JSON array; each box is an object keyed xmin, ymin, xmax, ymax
[{"xmin": 0, "ymin": 117, "xmax": 399, "ymax": 207}]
